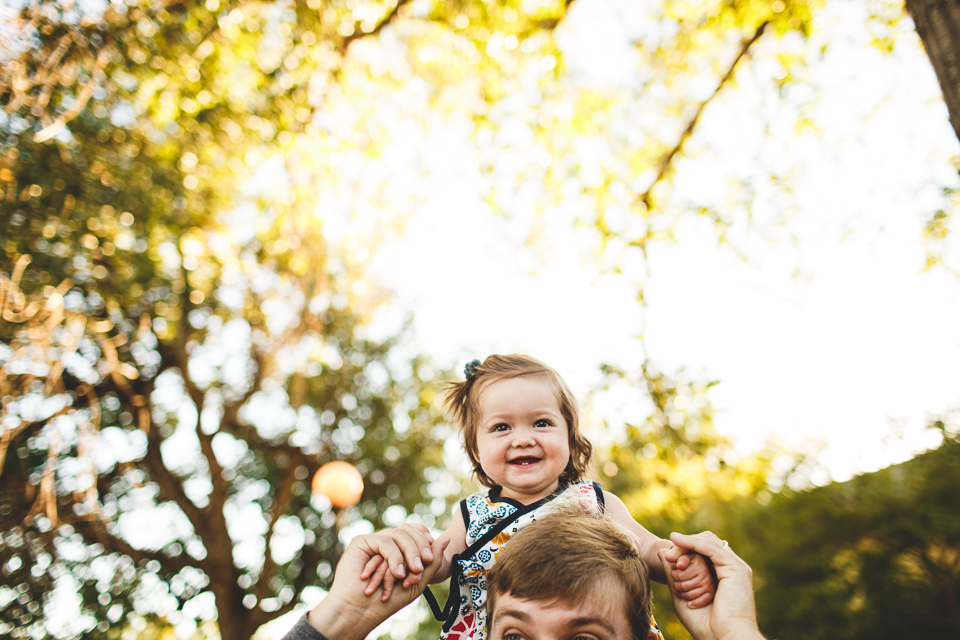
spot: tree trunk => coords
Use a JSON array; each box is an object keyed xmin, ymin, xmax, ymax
[
  {"xmin": 211, "ymin": 581, "xmax": 254, "ymax": 640},
  {"xmin": 905, "ymin": 0, "xmax": 960, "ymax": 144}
]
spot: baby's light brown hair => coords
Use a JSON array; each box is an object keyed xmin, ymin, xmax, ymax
[
  {"xmin": 440, "ymin": 354, "xmax": 593, "ymax": 489},
  {"xmin": 486, "ymin": 508, "xmax": 653, "ymax": 640}
]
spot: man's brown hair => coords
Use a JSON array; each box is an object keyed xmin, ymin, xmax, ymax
[
  {"xmin": 440, "ymin": 354, "xmax": 593, "ymax": 489},
  {"xmin": 486, "ymin": 509, "xmax": 653, "ymax": 640}
]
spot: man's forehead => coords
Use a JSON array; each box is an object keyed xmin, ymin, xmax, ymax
[{"xmin": 490, "ymin": 588, "xmax": 630, "ymax": 638}]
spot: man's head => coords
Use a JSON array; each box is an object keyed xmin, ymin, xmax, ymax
[{"xmin": 486, "ymin": 509, "xmax": 657, "ymax": 640}]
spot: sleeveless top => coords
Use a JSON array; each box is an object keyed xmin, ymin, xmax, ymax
[{"xmin": 424, "ymin": 481, "xmax": 605, "ymax": 640}]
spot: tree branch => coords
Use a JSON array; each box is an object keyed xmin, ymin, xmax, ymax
[
  {"xmin": 905, "ymin": 0, "xmax": 960, "ymax": 144},
  {"xmin": 143, "ymin": 420, "xmax": 209, "ymax": 540},
  {"xmin": 250, "ymin": 463, "xmax": 297, "ymax": 629},
  {"xmin": 70, "ymin": 512, "xmax": 202, "ymax": 575},
  {"xmin": 634, "ymin": 21, "xmax": 769, "ymax": 215},
  {"xmin": 338, "ymin": 0, "xmax": 412, "ymax": 54},
  {"xmin": 220, "ymin": 347, "xmax": 264, "ymax": 435}
]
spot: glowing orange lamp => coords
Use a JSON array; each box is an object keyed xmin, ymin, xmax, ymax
[{"xmin": 312, "ymin": 461, "xmax": 364, "ymax": 508}]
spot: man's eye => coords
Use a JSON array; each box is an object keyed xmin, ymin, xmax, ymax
[{"xmin": 504, "ymin": 635, "xmax": 524, "ymax": 640}]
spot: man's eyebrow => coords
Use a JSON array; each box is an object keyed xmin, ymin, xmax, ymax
[
  {"xmin": 493, "ymin": 608, "xmax": 531, "ymax": 623},
  {"xmin": 569, "ymin": 617, "xmax": 616, "ymax": 633}
]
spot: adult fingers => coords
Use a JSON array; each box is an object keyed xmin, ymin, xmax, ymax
[
  {"xmin": 668, "ymin": 531, "xmax": 729, "ymax": 564},
  {"xmin": 364, "ymin": 526, "xmax": 431, "ymax": 578},
  {"xmin": 669, "ymin": 531, "xmax": 753, "ymax": 588},
  {"xmin": 419, "ymin": 536, "xmax": 451, "ymax": 584},
  {"xmin": 664, "ymin": 541, "xmax": 715, "ymax": 564},
  {"xmin": 398, "ymin": 523, "xmax": 436, "ymax": 564},
  {"xmin": 397, "ymin": 535, "xmax": 450, "ymax": 592}
]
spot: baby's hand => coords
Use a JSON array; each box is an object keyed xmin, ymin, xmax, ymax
[
  {"xmin": 667, "ymin": 548, "xmax": 717, "ymax": 608},
  {"xmin": 359, "ymin": 524, "xmax": 437, "ymax": 601}
]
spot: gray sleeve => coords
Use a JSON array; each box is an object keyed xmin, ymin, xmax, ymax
[{"xmin": 280, "ymin": 614, "xmax": 333, "ymax": 640}]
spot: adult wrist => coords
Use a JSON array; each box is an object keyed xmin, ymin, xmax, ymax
[
  {"xmin": 306, "ymin": 594, "xmax": 379, "ymax": 640},
  {"xmin": 717, "ymin": 624, "xmax": 765, "ymax": 640}
]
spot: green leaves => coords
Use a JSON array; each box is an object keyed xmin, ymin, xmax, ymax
[{"xmin": 731, "ymin": 434, "xmax": 960, "ymax": 639}]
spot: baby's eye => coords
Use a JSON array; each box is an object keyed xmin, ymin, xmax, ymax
[
  {"xmin": 493, "ymin": 423, "xmax": 511, "ymax": 432},
  {"xmin": 534, "ymin": 419, "xmax": 551, "ymax": 428}
]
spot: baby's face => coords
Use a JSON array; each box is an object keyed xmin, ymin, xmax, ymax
[{"xmin": 475, "ymin": 376, "xmax": 570, "ymax": 504}]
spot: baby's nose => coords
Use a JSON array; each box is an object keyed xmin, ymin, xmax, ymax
[{"xmin": 511, "ymin": 432, "xmax": 536, "ymax": 446}]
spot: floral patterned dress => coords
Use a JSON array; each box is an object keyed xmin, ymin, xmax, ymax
[{"xmin": 427, "ymin": 481, "xmax": 644, "ymax": 640}]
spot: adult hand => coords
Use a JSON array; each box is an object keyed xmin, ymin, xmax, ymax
[
  {"xmin": 306, "ymin": 529, "xmax": 450, "ymax": 640},
  {"xmin": 658, "ymin": 532, "xmax": 764, "ymax": 640},
  {"xmin": 359, "ymin": 524, "xmax": 441, "ymax": 600}
]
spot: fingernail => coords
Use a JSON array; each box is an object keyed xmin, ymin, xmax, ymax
[
  {"xmin": 421, "ymin": 547, "xmax": 434, "ymax": 561},
  {"xmin": 396, "ymin": 564, "xmax": 405, "ymax": 577},
  {"xmin": 412, "ymin": 557, "xmax": 423, "ymax": 571}
]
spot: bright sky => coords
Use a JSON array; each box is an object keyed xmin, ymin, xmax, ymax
[{"xmin": 366, "ymin": 0, "xmax": 960, "ymax": 483}]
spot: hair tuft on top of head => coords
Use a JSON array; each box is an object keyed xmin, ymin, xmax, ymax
[{"xmin": 464, "ymin": 359, "xmax": 481, "ymax": 380}]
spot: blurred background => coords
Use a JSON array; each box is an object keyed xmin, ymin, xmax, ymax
[{"xmin": 2, "ymin": 0, "xmax": 959, "ymax": 638}]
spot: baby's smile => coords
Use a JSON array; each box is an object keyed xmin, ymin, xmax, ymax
[{"xmin": 509, "ymin": 456, "xmax": 542, "ymax": 466}]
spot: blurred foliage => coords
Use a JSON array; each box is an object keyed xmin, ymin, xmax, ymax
[
  {"xmin": 592, "ymin": 361, "xmax": 821, "ymax": 640},
  {"xmin": 724, "ymin": 421, "xmax": 960, "ymax": 639},
  {"xmin": 0, "ymin": 246, "xmax": 457, "ymax": 638},
  {"xmin": 595, "ymin": 362, "xmax": 960, "ymax": 640},
  {"xmin": 599, "ymin": 363, "xmax": 768, "ymax": 527}
]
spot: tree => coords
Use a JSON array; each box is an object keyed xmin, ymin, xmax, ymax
[
  {"xmin": 905, "ymin": 0, "xmax": 960, "ymax": 144},
  {"xmin": 591, "ymin": 360, "xmax": 825, "ymax": 640},
  {"xmin": 721, "ymin": 424, "xmax": 960, "ymax": 639},
  {"xmin": 0, "ymin": 246, "xmax": 459, "ymax": 639},
  {"xmin": 0, "ymin": 1, "xmax": 584, "ymax": 638}
]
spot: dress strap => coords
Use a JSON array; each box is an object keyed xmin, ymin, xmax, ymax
[
  {"xmin": 593, "ymin": 481, "xmax": 605, "ymax": 512},
  {"xmin": 423, "ymin": 586, "xmax": 446, "ymax": 621}
]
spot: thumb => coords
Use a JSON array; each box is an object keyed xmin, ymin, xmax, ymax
[
  {"xmin": 658, "ymin": 548, "xmax": 678, "ymax": 596},
  {"xmin": 420, "ymin": 536, "xmax": 450, "ymax": 584}
]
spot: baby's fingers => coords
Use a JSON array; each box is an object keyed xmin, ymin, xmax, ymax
[
  {"xmin": 381, "ymin": 570, "xmax": 398, "ymax": 602},
  {"xmin": 671, "ymin": 570, "xmax": 712, "ymax": 595},
  {"xmin": 402, "ymin": 571, "xmax": 424, "ymax": 590},
  {"xmin": 360, "ymin": 555, "xmax": 384, "ymax": 580},
  {"xmin": 677, "ymin": 583, "xmax": 710, "ymax": 600},
  {"xmin": 674, "ymin": 548, "xmax": 696, "ymax": 571},
  {"xmin": 684, "ymin": 590, "xmax": 715, "ymax": 609},
  {"xmin": 386, "ymin": 525, "xmax": 434, "ymax": 576},
  {"xmin": 364, "ymin": 561, "xmax": 390, "ymax": 596},
  {"xmin": 363, "ymin": 529, "xmax": 420, "ymax": 579}
]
